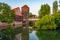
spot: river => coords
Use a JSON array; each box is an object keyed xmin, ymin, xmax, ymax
[{"xmin": 16, "ymin": 29, "xmax": 60, "ymax": 40}]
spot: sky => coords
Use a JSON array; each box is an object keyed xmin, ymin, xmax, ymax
[{"xmin": 0, "ymin": 0, "xmax": 59, "ymax": 15}]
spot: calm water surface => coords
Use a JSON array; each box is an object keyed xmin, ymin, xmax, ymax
[
  {"xmin": 29, "ymin": 31, "xmax": 39, "ymax": 40},
  {"xmin": 16, "ymin": 30, "xmax": 60, "ymax": 40}
]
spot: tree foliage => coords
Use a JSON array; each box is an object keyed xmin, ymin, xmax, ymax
[
  {"xmin": 35, "ymin": 15, "xmax": 57, "ymax": 30},
  {"xmin": 29, "ymin": 12, "xmax": 33, "ymax": 18},
  {"xmin": 0, "ymin": 2, "xmax": 15, "ymax": 23},
  {"xmin": 53, "ymin": 0, "xmax": 58, "ymax": 13},
  {"xmin": 53, "ymin": 12, "xmax": 60, "ymax": 28},
  {"xmin": 35, "ymin": 2, "xmax": 60, "ymax": 30},
  {"xmin": 35, "ymin": 12, "xmax": 60, "ymax": 30},
  {"xmin": 35, "ymin": 4, "xmax": 55, "ymax": 30},
  {"xmin": 39, "ymin": 4, "xmax": 50, "ymax": 18}
]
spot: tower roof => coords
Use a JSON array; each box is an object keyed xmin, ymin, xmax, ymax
[{"xmin": 22, "ymin": 5, "xmax": 29, "ymax": 8}]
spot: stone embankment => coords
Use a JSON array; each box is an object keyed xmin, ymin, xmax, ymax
[
  {"xmin": 0, "ymin": 22, "xmax": 9, "ymax": 30},
  {"xmin": 0, "ymin": 21, "xmax": 22, "ymax": 30}
]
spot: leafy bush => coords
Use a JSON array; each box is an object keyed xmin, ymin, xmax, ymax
[
  {"xmin": 35, "ymin": 15, "xmax": 57, "ymax": 30},
  {"xmin": 53, "ymin": 12, "xmax": 60, "ymax": 28}
]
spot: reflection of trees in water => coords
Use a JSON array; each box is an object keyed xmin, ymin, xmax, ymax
[
  {"xmin": 36, "ymin": 30, "xmax": 60, "ymax": 40},
  {"xmin": 0, "ymin": 27, "xmax": 15, "ymax": 40}
]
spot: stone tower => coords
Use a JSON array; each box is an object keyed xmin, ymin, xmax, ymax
[
  {"xmin": 21, "ymin": 5, "xmax": 29, "ymax": 40},
  {"xmin": 21, "ymin": 5, "xmax": 29, "ymax": 27}
]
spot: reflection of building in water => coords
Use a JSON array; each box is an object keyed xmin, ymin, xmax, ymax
[
  {"xmin": 15, "ymin": 28, "xmax": 29, "ymax": 40},
  {"xmin": 21, "ymin": 29, "xmax": 29, "ymax": 40}
]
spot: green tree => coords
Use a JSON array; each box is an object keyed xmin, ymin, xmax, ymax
[
  {"xmin": 29, "ymin": 12, "xmax": 33, "ymax": 18},
  {"xmin": 39, "ymin": 4, "xmax": 50, "ymax": 18},
  {"xmin": 53, "ymin": 12, "xmax": 60, "ymax": 28},
  {"xmin": 35, "ymin": 15, "xmax": 57, "ymax": 30},
  {"xmin": 53, "ymin": 0, "xmax": 58, "ymax": 13},
  {"xmin": 0, "ymin": 2, "xmax": 15, "ymax": 23}
]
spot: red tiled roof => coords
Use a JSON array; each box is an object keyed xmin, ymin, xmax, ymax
[
  {"xmin": 13, "ymin": 7, "xmax": 24, "ymax": 16},
  {"xmin": 13, "ymin": 7, "xmax": 21, "ymax": 14},
  {"xmin": 13, "ymin": 7, "xmax": 20, "ymax": 12}
]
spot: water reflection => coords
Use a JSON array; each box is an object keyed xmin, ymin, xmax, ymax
[
  {"xmin": 36, "ymin": 30, "xmax": 60, "ymax": 40},
  {"xmin": 29, "ymin": 31, "xmax": 39, "ymax": 40},
  {"xmin": 16, "ymin": 28, "xmax": 60, "ymax": 40},
  {"xmin": 16, "ymin": 27, "xmax": 29, "ymax": 40},
  {"xmin": 21, "ymin": 27, "xmax": 29, "ymax": 40}
]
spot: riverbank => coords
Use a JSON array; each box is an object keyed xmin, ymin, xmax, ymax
[
  {"xmin": 0, "ymin": 22, "xmax": 9, "ymax": 30},
  {"xmin": 0, "ymin": 21, "xmax": 22, "ymax": 30}
]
